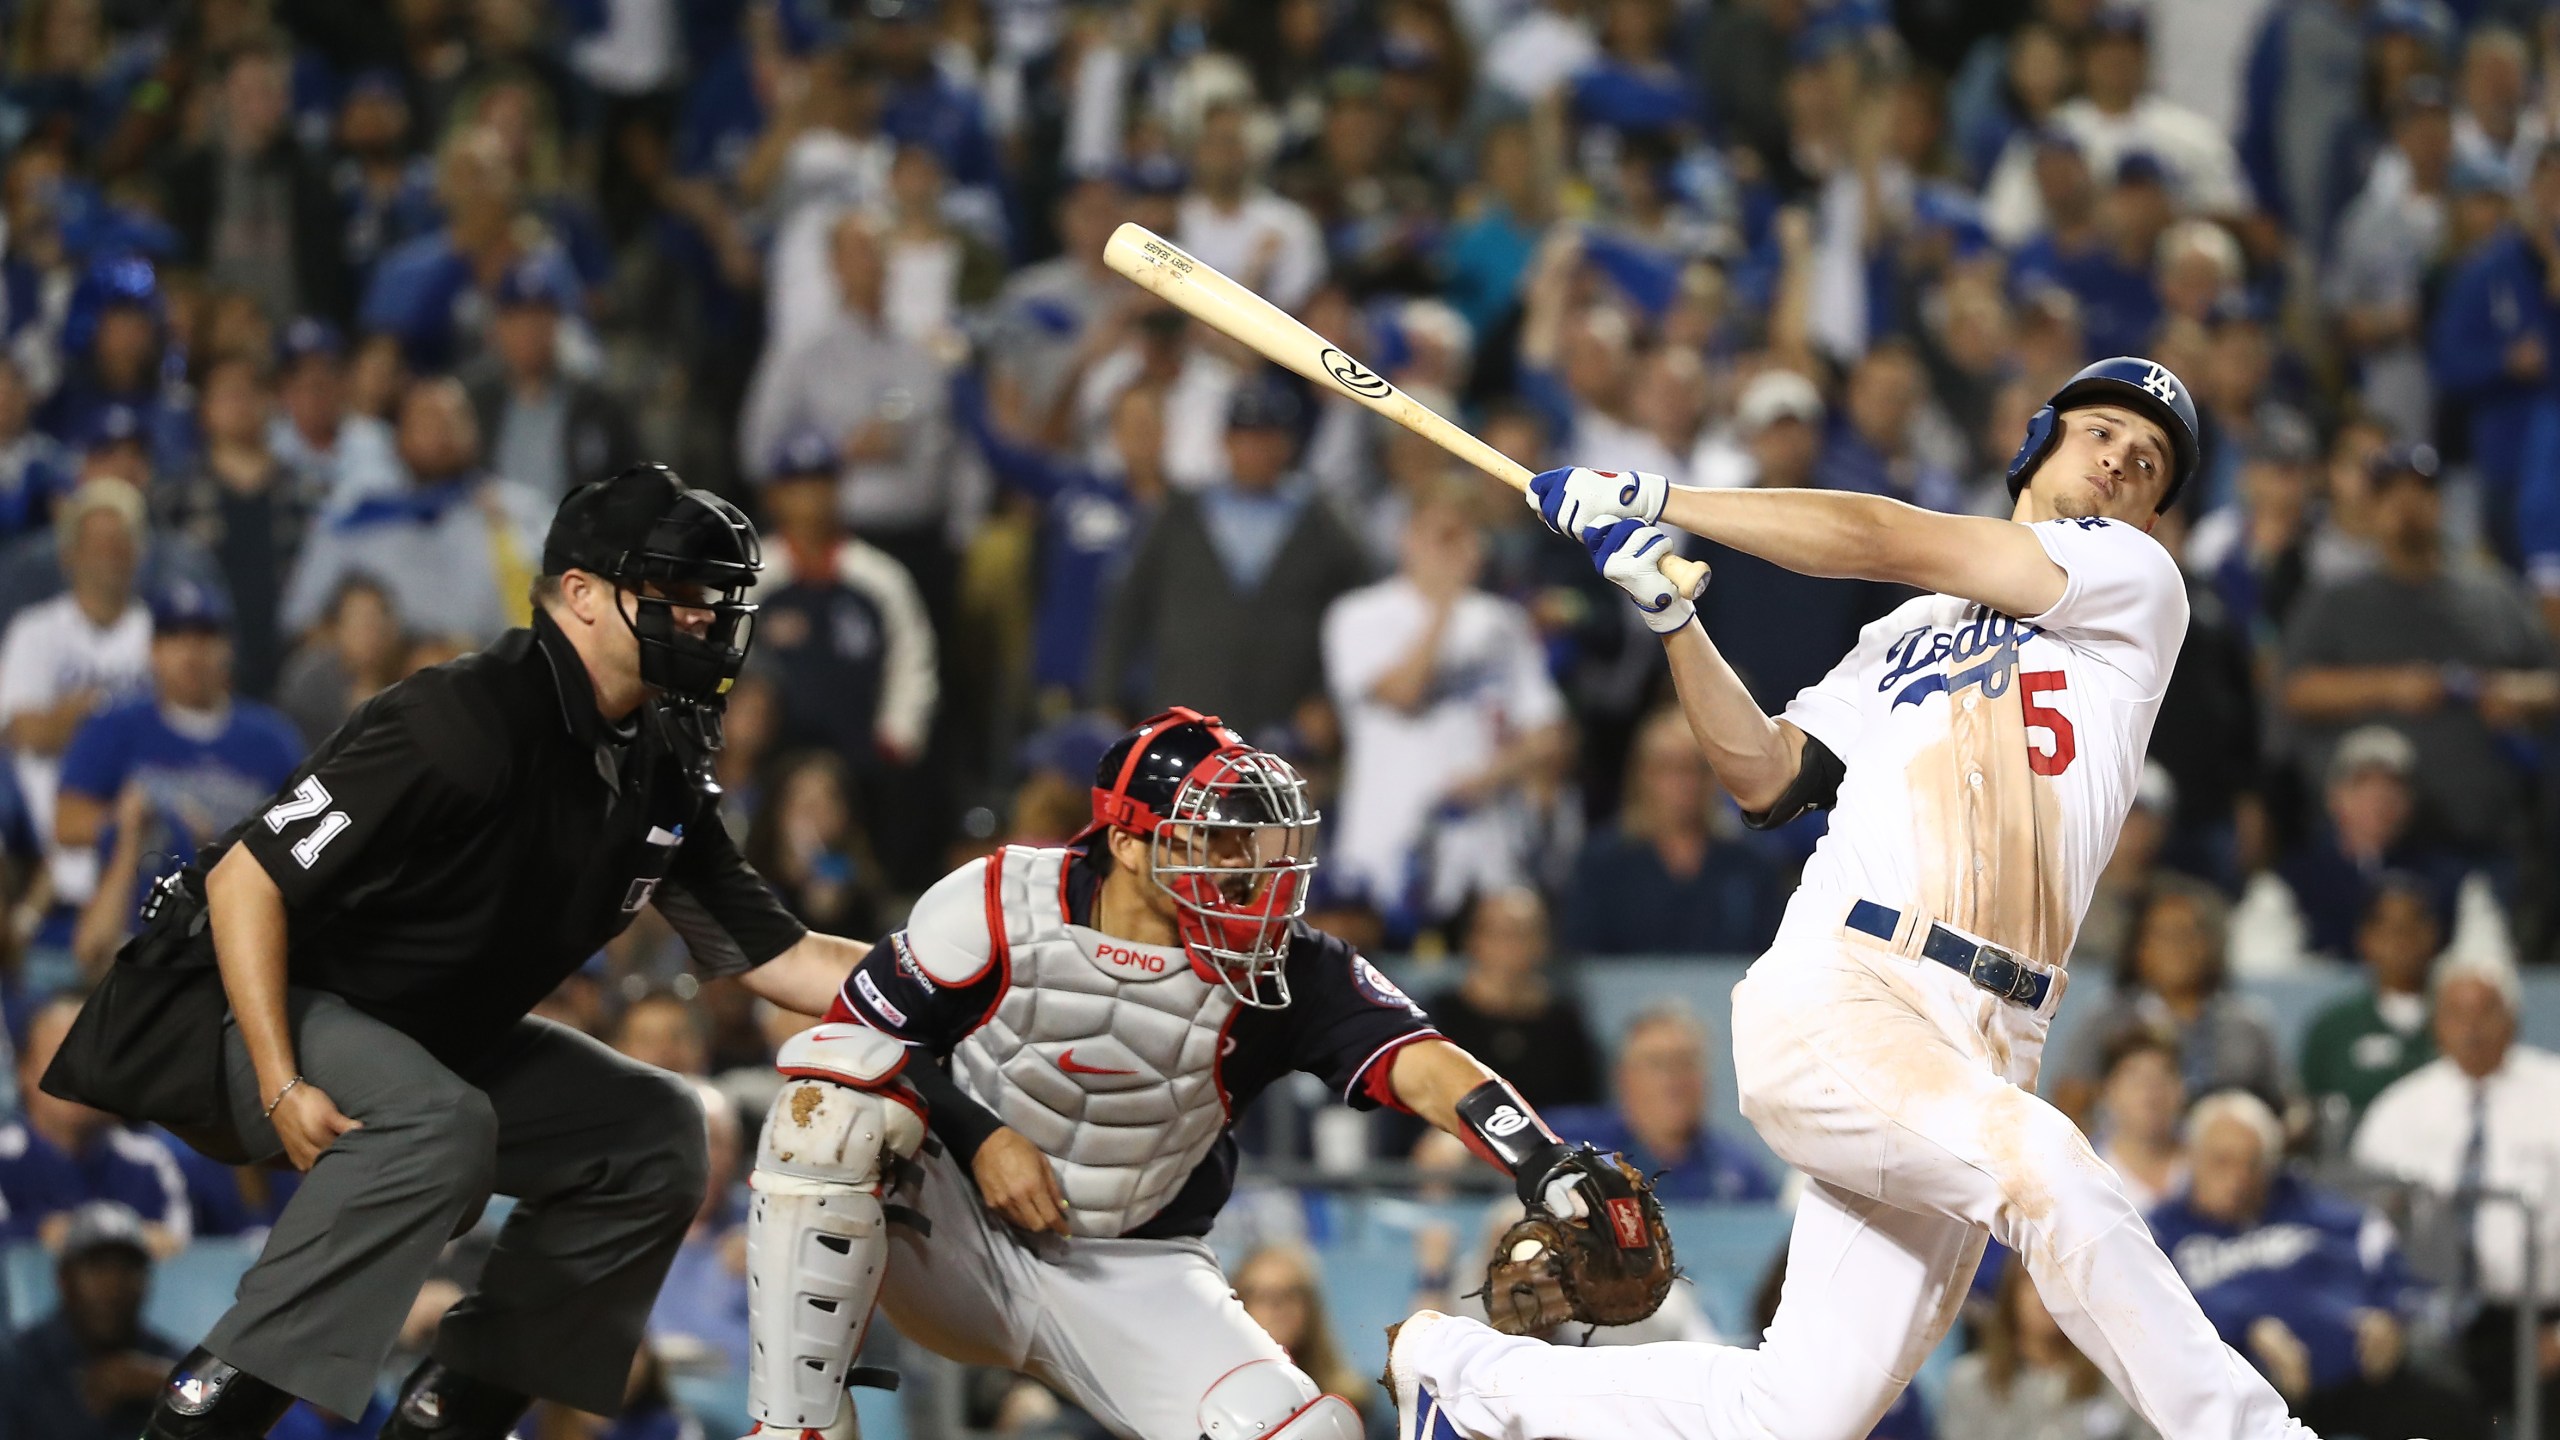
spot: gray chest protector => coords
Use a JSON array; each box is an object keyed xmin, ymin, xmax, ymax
[{"xmin": 949, "ymin": 846, "xmax": 1239, "ymax": 1237}]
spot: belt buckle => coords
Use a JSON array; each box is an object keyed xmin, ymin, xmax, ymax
[{"xmin": 1966, "ymin": 943, "xmax": 2034, "ymax": 1004}]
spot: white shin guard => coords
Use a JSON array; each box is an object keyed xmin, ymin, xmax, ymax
[{"xmin": 746, "ymin": 1029, "xmax": 925, "ymax": 1434}]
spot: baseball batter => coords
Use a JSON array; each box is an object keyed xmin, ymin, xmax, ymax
[
  {"xmin": 738, "ymin": 707, "xmax": 1644, "ymax": 1440},
  {"xmin": 1388, "ymin": 358, "xmax": 2319, "ymax": 1440}
]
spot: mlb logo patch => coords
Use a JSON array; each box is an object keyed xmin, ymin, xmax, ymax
[{"xmin": 1606, "ymin": 1197, "xmax": 1646, "ymax": 1249}]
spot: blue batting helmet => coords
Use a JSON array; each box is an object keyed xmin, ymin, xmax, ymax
[{"xmin": 2003, "ymin": 355, "xmax": 2200, "ymax": 512}]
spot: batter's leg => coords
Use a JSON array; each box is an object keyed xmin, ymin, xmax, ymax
[
  {"xmin": 1400, "ymin": 1177, "xmax": 1985, "ymax": 1440},
  {"xmin": 1730, "ymin": 945, "xmax": 2300, "ymax": 1440}
]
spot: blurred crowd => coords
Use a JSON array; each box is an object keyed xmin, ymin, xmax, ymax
[{"xmin": 3, "ymin": 0, "xmax": 2560, "ymax": 1432}]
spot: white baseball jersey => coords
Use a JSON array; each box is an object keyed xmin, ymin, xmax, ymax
[{"xmin": 1777, "ymin": 516, "xmax": 2188, "ymax": 966}]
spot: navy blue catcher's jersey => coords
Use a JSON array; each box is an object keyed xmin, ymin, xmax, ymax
[{"xmin": 834, "ymin": 843, "xmax": 1441, "ymax": 1237}]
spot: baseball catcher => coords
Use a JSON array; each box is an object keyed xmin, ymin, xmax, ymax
[{"xmin": 737, "ymin": 707, "xmax": 1672, "ymax": 1439}]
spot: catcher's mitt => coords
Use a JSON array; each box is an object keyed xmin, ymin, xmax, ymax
[{"xmin": 1480, "ymin": 1147, "xmax": 1677, "ymax": 1335}]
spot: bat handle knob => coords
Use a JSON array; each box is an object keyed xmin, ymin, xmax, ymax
[{"xmin": 1660, "ymin": 553, "xmax": 1711, "ymax": 600}]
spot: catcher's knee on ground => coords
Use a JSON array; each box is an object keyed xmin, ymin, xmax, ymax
[
  {"xmin": 747, "ymin": 1024, "xmax": 927, "ymax": 1432},
  {"xmin": 1198, "ymin": 1359, "xmax": 1364, "ymax": 1440}
]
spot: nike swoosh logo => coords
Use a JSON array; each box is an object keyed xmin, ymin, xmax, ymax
[{"xmin": 1058, "ymin": 1049, "xmax": 1137, "ymax": 1077}]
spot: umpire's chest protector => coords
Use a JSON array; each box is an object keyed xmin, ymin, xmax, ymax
[{"xmin": 948, "ymin": 847, "xmax": 1238, "ymax": 1238}]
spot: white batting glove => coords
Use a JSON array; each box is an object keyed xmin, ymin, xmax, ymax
[
  {"xmin": 1526, "ymin": 466, "xmax": 1668, "ymax": 538},
  {"xmin": 1585, "ymin": 519, "xmax": 1697, "ymax": 633}
]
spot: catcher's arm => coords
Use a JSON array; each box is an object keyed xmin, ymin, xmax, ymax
[{"xmin": 1388, "ymin": 1041, "xmax": 1586, "ymax": 1218}]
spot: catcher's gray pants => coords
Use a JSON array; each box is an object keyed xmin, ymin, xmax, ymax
[
  {"xmin": 880, "ymin": 1144, "xmax": 1293, "ymax": 1440},
  {"xmin": 203, "ymin": 989, "xmax": 709, "ymax": 1416}
]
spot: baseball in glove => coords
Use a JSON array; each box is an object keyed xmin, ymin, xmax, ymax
[{"xmin": 1480, "ymin": 1147, "xmax": 1678, "ymax": 1335}]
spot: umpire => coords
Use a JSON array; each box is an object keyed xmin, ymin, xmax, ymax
[{"xmin": 41, "ymin": 465, "xmax": 868, "ymax": 1438}]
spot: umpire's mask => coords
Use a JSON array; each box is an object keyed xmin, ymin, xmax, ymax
[{"xmin": 543, "ymin": 464, "xmax": 762, "ymax": 722}]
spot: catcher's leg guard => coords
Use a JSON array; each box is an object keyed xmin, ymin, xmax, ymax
[
  {"xmin": 746, "ymin": 1024, "xmax": 927, "ymax": 1435},
  {"xmin": 1198, "ymin": 1358, "xmax": 1365, "ymax": 1440},
  {"xmin": 376, "ymin": 1358, "xmax": 533, "ymax": 1440},
  {"xmin": 140, "ymin": 1347, "xmax": 297, "ymax": 1438}
]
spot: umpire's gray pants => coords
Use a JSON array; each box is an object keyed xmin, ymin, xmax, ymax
[{"xmin": 204, "ymin": 989, "xmax": 710, "ymax": 1416}]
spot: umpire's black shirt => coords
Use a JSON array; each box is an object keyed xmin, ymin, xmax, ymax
[{"xmin": 204, "ymin": 608, "xmax": 807, "ymax": 1070}]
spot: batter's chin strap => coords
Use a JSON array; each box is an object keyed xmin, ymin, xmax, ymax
[{"xmin": 1453, "ymin": 1077, "xmax": 1570, "ymax": 1208}]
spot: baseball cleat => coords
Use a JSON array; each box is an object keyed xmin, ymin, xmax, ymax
[{"xmin": 1385, "ymin": 1310, "xmax": 1466, "ymax": 1440}]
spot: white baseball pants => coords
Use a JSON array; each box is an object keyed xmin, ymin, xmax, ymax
[{"xmin": 1407, "ymin": 917, "xmax": 2304, "ymax": 1440}]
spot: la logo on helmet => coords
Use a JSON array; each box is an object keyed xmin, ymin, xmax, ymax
[{"xmin": 2140, "ymin": 365, "xmax": 2178, "ymax": 404}]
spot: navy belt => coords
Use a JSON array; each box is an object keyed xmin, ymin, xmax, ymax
[{"xmin": 1845, "ymin": 900, "xmax": 2052, "ymax": 1010}]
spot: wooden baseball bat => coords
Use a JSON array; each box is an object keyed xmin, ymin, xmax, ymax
[{"xmin": 1100, "ymin": 222, "xmax": 1709, "ymax": 600}]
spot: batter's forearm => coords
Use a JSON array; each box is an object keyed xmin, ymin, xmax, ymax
[
  {"xmin": 1658, "ymin": 486, "xmax": 1904, "ymax": 581},
  {"xmin": 207, "ymin": 845, "xmax": 299, "ymax": 1100},
  {"xmin": 1660, "ymin": 624, "xmax": 1801, "ymax": 813}
]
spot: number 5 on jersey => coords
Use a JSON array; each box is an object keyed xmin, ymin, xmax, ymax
[
  {"xmin": 2021, "ymin": 671, "xmax": 2077, "ymax": 777},
  {"xmin": 264, "ymin": 776, "xmax": 352, "ymax": 868}
]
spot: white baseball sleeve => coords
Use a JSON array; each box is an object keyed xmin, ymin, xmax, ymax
[{"xmin": 2023, "ymin": 517, "xmax": 2190, "ymax": 694}]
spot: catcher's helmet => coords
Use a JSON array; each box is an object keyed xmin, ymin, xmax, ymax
[
  {"xmin": 1082, "ymin": 708, "xmax": 1320, "ymax": 1009},
  {"xmin": 2003, "ymin": 356, "xmax": 2200, "ymax": 512},
  {"xmin": 543, "ymin": 463, "xmax": 762, "ymax": 713}
]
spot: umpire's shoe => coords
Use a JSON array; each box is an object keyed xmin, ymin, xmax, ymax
[
  {"xmin": 142, "ymin": 1347, "xmax": 296, "ymax": 1437},
  {"xmin": 377, "ymin": 1358, "xmax": 533, "ymax": 1440}
]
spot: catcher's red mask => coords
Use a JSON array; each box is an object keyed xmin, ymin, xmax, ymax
[{"xmin": 1083, "ymin": 708, "xmax": 1320, "ymax": 1008}]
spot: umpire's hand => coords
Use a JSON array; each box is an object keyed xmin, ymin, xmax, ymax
[
  {"xmin": 270, "ymin": 1081, "xmax": 364, "ymax": 1170},
  {"xmin": 972, "ymin": 1126, "xmax": 1070, "ymax": 1235}
]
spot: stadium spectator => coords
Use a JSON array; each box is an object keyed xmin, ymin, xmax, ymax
[
  {"xmin": 2053, "ymin": 876, "xmax": 2293, "ymax": 1124},
  {"xmin": 1092, "ymin": 371, "xmax": 1368, "ymax": 739},
  {"xmin": 0, "ymin": 476, "xmax": 151, "ymax": 992},
  {"xmin": 265, "ymin": 318, "xmax": 402, "ymax": 509},
  {"xmin": 2428, "ymin": 143, "xmax": 2560, "ymax": 549},
  {"xmin": 462, "ymin": 260, "xmax": 638, "ymax": 503},
  {"xmin": 278, "ymin": 375, "xmax": 550, "ymax": 648},
  {"xmin": 159, "ymin": 33, "xmax": 351, "ymax": 328},
  {"xmin": 611, "ymin": 993, "xmax": 712, "ymax": 1081},
  {"xmin": 1324, "ymin": 479, "xmax": 1567, "ymax": 928},
  {"xmin": 2186, "ymin": 416, "xmax": 2322, "ymax": 644},
  {"xmin": 0, "ymin": 353, "xmax": 73, "ymax": 542},
  {"xmin": 156, "ymin": 355, "xmax": 314, "ymax": 701},
  {"xmin": 331, "ymin": 70, "xmax": 440, "ymax": 291},
  {"xmin": 1178, "ymin": 99, "xmax": 1327, "ymax": 316},
  {"xmin": 747, "ymin": 429, "xmax": 937, "ymax": 776},
  {"xmin": 647, "ymin": 1080, "xmax": 748, "ymax": 1382},
  {"xmin": 2273, "ymin": 724, "xmax": 2470, "ymax": 959},
  {"xmin": 2326, "ymin": 76, "xmax": 2456, "ymax": 444},
  {"xmin": 2149, "ymin": 1090, "xmax": 2477, "ymax": 1437},
  {"xmin": 0, "ymin": 996, "xmax": 188, "ymax": 1252},
  {"xmin": 56, "ymin": 580, "xmax": 301, "ymax": 973},
  {"xmin": 1561, "ymin": 706, "xmax": 1781, "ymax": 957},
  {"xmin": 35, "ymin": 259, "xmax": 186, "ymax": 474},
  {"xmin": 2090, "ymin": 1026, "xmax": 2189, "ymax": 1214},
  {"xmin": 1546, "ymin": 1004, "xmax": 1776, "ymax": 1203},
  {"xmin": 2280, "ymin": 445, "xmax": 2558, "ymax": 856},
  {"xmin": 1938, "ymin": 1256, "xmax": 2152, "ymax": 1440},
  {"xmin": 741, "ymin": 751, "xmax": 882, "ymax": 939},
  {"xmin": 2006, "ymin": 136, "xmax": 2161, "ymax": 360},
  {"xmin": 2355, "ymin": 953, "xmax": 2560, "ymax": 1435},
  {"xmin": 360, "ymin": 126, "xmax": 580, "ymax": 373},
  {"xmin": 738, "ymin": 209, "xmax": 963, "ymax": 611},
  {"xmin": 0, "ymin": 1200, "xmax": 184, "ymax": 1440},
  {"xmin": 1233, "ymin": 1244, "xmax": 1389, "ymax": 1437},
  {"xmin": 2300, "ymin": 878, "xmax": 2443, "ymax": 1151},
  {"xmin": 1421, "ymin": 888, "xmax": 1603, "ymax": 1111},
  {"xmin": 272, "ymin": 575, "xmax": 407, "ymax": 746},
  {"xmin": 958, "ymin": 360, "xmax": 1166, "ymax": 708},
  {"xmin": 987, "ymin": 174, "xmax": 1131, "ymax": 426}
]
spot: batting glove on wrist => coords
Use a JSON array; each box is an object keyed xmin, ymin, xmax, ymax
[
  {"xmin": 1586, "ymin": 518, "xmax": 1697, "ymax": 633},
  {"xmin": 1527, "ymin": 466, "xmax": 1667, "ymax": 538}
]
